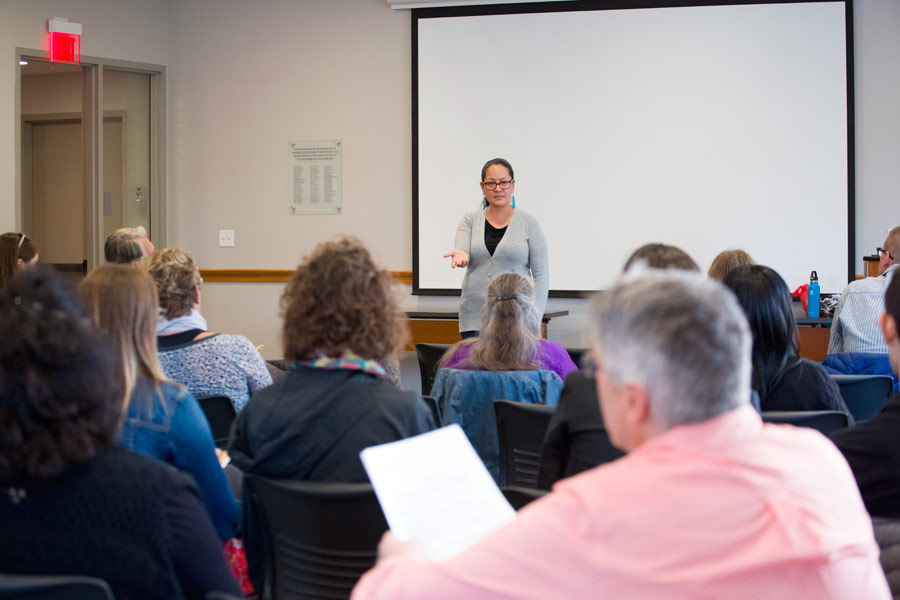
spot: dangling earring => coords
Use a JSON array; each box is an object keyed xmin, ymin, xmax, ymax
[
  {"xmin": 482, "ymin": 197, "xmax": 487, "ymax": 209},
  {"xmin": 512, "ymin": 195, "xmax": 516, "ymax": 208}
]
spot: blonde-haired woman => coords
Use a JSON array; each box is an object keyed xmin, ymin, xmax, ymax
[
  {"xmin": 81, "ymin": 264, "xmax": 239, "ymax": 541},
  {"xmin": 708, "ymin": 248, "xmax": 755, "ymax": 281},
  {"xmin": 146, "ymin": 248, "xmax": 272, "ymax": 412},
  {"xmin": 439, "ymin": 273, "xmax": 576, "ymax": 379}
]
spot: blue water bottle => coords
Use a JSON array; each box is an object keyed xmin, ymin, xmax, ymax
[{"xmin": 808, "ymin": 271, "xmax": 820, "ymax": 318}]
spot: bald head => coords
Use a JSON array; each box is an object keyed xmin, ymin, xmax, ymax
[{"xmin": 880, "ymin": 226, "xmax": 900, "ymax": 275}]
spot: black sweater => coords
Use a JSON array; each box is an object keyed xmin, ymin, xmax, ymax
[{"xmin": 0, "ymin": 446, "xmax": 241, "ymax": 600}]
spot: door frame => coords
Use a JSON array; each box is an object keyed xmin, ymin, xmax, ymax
[{"xmin": 14, "ymin": 48, "xmax": 166, "ymax": 270}]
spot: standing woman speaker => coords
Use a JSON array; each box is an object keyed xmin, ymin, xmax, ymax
[{"xmin": 443, "ymin": 158, "xmax": 549, "ymax": 338}]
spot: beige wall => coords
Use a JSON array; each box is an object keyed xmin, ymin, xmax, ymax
[{"xmin": 2, "ymin": 0, "xmax": 900, "ymax": 350}]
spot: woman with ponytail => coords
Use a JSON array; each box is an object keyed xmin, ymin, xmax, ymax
[{"xmin": 439, "ymin": 273, "xmax": 576, "ymax": 379}]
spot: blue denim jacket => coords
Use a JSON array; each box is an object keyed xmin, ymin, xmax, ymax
[
  {"xmin": 121, "ymin": 378, "xmax": 240, "ymax": 540},
  {"xmin": 431, "ymin": 368, "xmax": 562, "ymax": 482}
]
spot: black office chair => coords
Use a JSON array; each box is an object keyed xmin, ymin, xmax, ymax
[
  {"xmin": 831, "ymin": 374, "xmax": 894, "ymax": 424},
  {"xmin": 494, "ymin": 400, "xmax": 556, "ymax": 488},
  {"xmin": 761, "ymin": 410, "xmax": 849, "ymax": 435},
  {"xmin": 0, "ymin": 574, "xmax": 114, "ymax": 599},
  {"xmin": 415, "ymin": 343, "xmax": 450, "ymax": 396},
  {"xmin": 244, "ymin": 475, "xmax": 388, "ymax": 600},
  {"xmin": 196, "ymin": 395, "xmax": 237, "ymax": 447},
  {"xmin": 565, "ymin": 348, "xmax": 589, "ymax": 369},
  {"xmin": 501, "ymin": 486, "xmax": 549, "ymax": 511},
  {"xmin": 422, "ymin": 395, "xmax": 441, "ymax": 428},
  {"xmin": 872, "ymin": 518, "xmax": 900, "ymax": 599}
]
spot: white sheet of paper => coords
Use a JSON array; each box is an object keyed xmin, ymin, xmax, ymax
[{"xmin": 360, "ymin": 425, "xmax": 516, "ymax": 560}]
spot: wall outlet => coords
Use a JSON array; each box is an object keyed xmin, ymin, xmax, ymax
[{"xmin": 219, "ymin": 229, "xmax": 235, "ymax": 247}]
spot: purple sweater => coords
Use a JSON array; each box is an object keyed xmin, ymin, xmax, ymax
[{"xmin": 442, "ymin": 340, "xmax": 578, "ymax": 380}]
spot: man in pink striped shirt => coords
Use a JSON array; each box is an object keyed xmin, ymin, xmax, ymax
[{"xmin": 353, "ymin": 270, "xmax": 889, "ymax": 600}]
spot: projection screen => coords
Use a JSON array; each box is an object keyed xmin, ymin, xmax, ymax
[{"xmin": 412, "ymin": 0, "xmax": 852, "ymax": 295}]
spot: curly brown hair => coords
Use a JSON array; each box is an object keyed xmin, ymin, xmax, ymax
[
  {"xmin": 0, "ymin": 266, "xmax": 123, "ymax": 480},
  {"xmin": 144, "ymin": 248, "xmax": 202, "ymax": 319},
  {"xmin": 281, "ymin": 237, "xmax": 408, "ymax": 362}
]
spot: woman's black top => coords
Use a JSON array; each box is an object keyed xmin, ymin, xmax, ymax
[{"xmin": 484, "ymin": 220, "xmax": 507, "ymax": 256}]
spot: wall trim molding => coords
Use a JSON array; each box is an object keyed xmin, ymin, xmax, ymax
[{"xmin": 200, "ymin": 269, "xmax": 413, "ymax": 285}]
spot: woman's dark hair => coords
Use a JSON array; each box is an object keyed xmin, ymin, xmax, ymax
[
  {"xmin": 0, "ymin": 266, "xmax": 123, "ymax": 480},
  {"xmin": 281, "ymin": 237, "xmax": 408, "ymax": 362},
  {"xmin": 481, "ymin": 158, "xmax": 514, "ymax": 182},
  {"xmin": 623, "ymin": 243, "xmax": 699, "ymax": 272},
  {"xmin": 0, "ymin": 232, "xmax": 38, "ymax": 288},
  {"xmin": 722, "ymin": 264, "xmax": 798, "ymax": 400}
]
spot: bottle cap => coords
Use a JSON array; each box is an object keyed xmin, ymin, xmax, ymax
[{"xmin": 810, "ymin": 270, "xmax": 818, "ymax": 281}]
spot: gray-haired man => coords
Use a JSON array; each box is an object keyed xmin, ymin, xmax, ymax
[{"xmin": 353, "ymin": 270, "xmax": 888, "ymax": 600}]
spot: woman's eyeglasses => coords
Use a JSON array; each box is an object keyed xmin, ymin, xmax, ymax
[{"xmin": 482, "ymin": 180, "xmax": 513, "ymax": 190}]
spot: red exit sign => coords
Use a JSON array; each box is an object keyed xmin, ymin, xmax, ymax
[{"xmin": 48, "ymin": 18, "xmax": 82, "ymax": 64}]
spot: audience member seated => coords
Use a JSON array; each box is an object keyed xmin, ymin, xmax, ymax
[
  {"xmin": 723, "ymin": 264, "xmax": 851, "ymax": 419},
  {"xmin": 104, "ymin": 228, "xmax": 145, "ymax": 265},
  {"xmin": 538, "ymin": 243, "xmax": 698, "ymax": 488},
  {"xmin": 829, "ymin": 225, "xmax": 900, "ymax": 354},
  {"xmin": 536, "ymin": 370, "xmax": 623, "ymax": 489},
  {"xmin": 831, "ymin": 274, "xmax": 900, "ymax": 517},
  {"xmin": 0, "ymin": 232, "xmax": 38, "ymax": 288},
  {"xmin": 81, "ymin": 264, "xmax": 240, "ymax": 541},
  {"xmin": 106, "ymin": 224, "xmax": 155, "ymax": 260},
  {"xmin": 228, "ymin": 237, "xmax": 434, "ymax": 482},
  {"xmin": 146, "ymin": 248, "xmax": 272, "ymax": 412},
  {"xmin": 438, "ymin": 273, "xmax": 577, "ymax": 379},
  {"xmin": 622, "ymin": 241, "xmax": 699, "ymax": 271},
  {"xmin": 0, "ymin": 266, "xmax": 241, "ymax": 599},
  {"xmin": 228, "ymin": 237, "xmax": 434, "ymax": 592},
  {"xmin": 352, "ymin": 269, "xmax": 890, "ymax": 600},
  {"xmin": 707, "ymin": 248, "xmax": 755, "ymax": 281}
]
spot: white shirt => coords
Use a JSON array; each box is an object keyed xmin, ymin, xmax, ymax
[{"xmin": 828, "ymin": 263, "xmax": 899, "ymax": 354}]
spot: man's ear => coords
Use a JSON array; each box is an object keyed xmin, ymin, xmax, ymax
[
  {"xmin": 880, "ymin": 313, "xmax": 898, "ymax": 346},
  {"xmin": 624, "ymin": 382, "xmax": 651, "ymax": 426}
]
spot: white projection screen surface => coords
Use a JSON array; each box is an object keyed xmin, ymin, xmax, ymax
[{"xmin": 413, "ymin": 0, "xmax": 851, "ymax": 296}]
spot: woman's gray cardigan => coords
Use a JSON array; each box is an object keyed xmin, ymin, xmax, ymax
[{"xmin": 454, "ymin": 209, "xmax": 549, "ymax": 332}]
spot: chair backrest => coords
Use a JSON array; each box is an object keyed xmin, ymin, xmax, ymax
[
  {"xmin": 872, "ymin": 517, "xmax": 900, "ymax": 600},
  {"xmin": 494, "ymin": 400, "xmax": 555, "ymax": 488},
  {"xmin": 565, "ymin": 348, "xmax": 588, "ymax": 368},
  {"xmin": 761, "ymin": 410, "xmax": 849, "ymax": 435},
  {"xmin": 0, "ymin": 574, "xmax": 114, "ymax": 600},
  {"xmin": 430, "ymin": 368, "xmax": 563, "ymax": 482},
  {"xmin": 415, "ymin": 343, "xmax": 450, "ymax": 396},
  {"xmin": 421, "ymin": 395, "xmax": 442, "ymax": 429},
  {"xmin": 831, "ymin": 375, "xmax": 894, "ymax": 423},
  {"xmin": 244, "ymin": 475, "xmax": 388, "ymax": 600},
  {"xmin": 501, "ymin": 485, "xmax": 550, "ymax": 511},
  {"xmin": 196, "ymin": 395, "xmax": 237, "ymax": 447}
]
